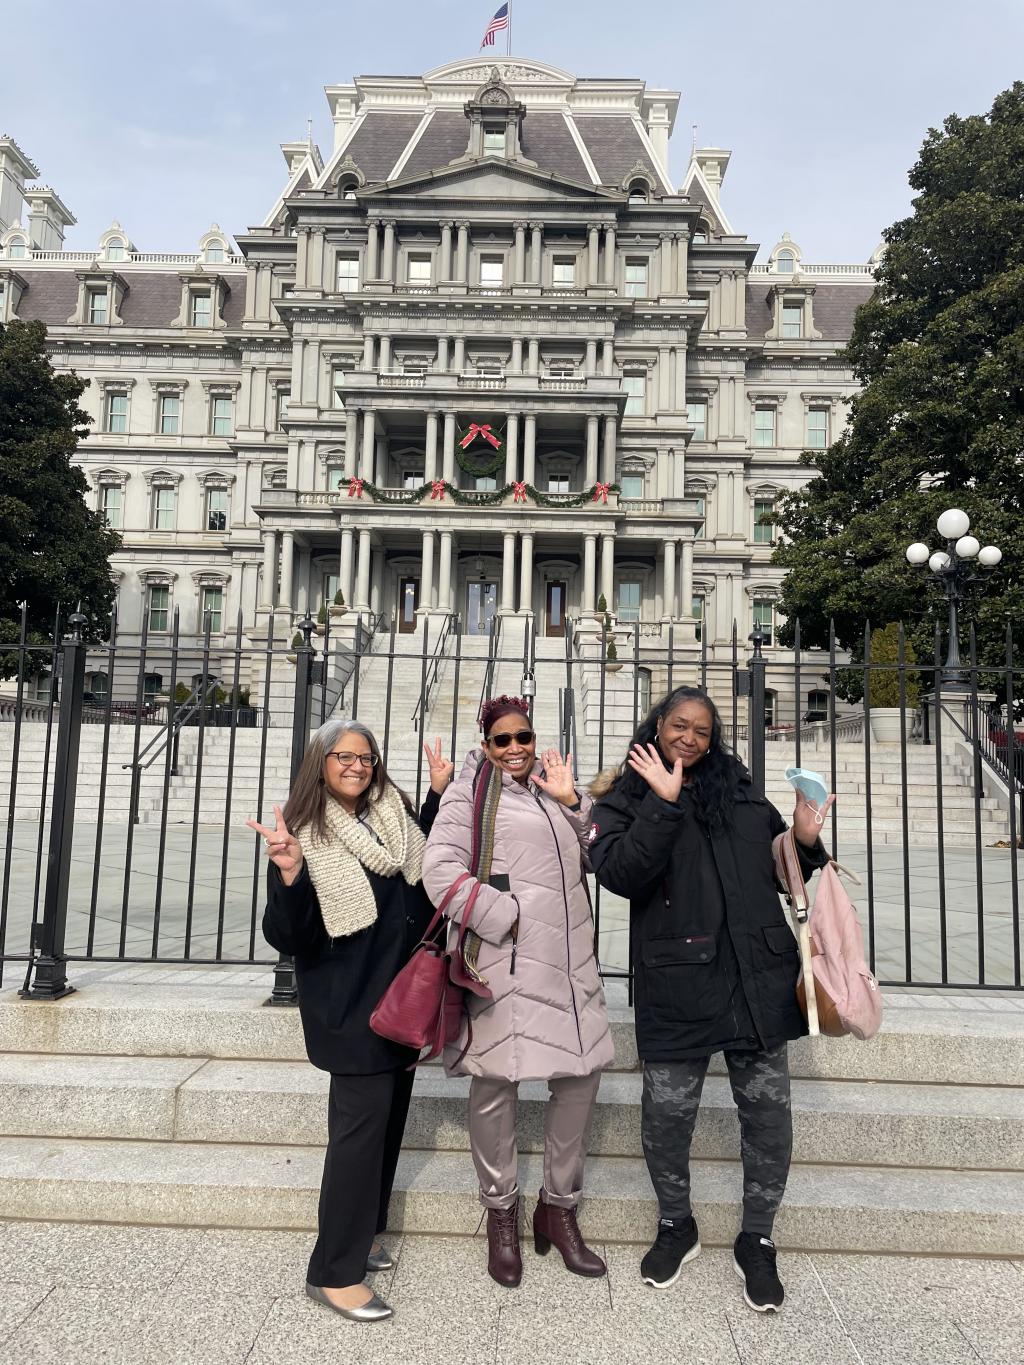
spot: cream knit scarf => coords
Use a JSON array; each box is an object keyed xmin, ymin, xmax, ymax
[{"xmin": 296, "ymin": 783, "xmax": 426, "ymax": 939}]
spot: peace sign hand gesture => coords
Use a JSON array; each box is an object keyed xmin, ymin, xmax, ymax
[
  {"xmin": 246, "ymin": 805, "xmax": 304, "ymax": 886},
  {"xmin": 531, "ymin": 749, "xmax": 578, "ymax": 807},
  {"xmin": 627, "ymin": 742, "xmax": 683, "ymax": 804},
  {"xmin": 422, "ymin": 737, "xmax": 456, "ymax": 794}
]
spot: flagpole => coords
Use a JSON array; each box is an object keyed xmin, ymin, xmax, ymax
[{"xmin": 507, "ymin": 0, "xmax": 512, "ymax": 55}]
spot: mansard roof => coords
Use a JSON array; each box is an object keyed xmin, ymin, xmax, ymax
[
  {"xmin": 344, "ymin": 112, "xmax": 424, "ymax": 182},
  {"xmin": 745, "ymin": 280, "xmax": 875, "ymax": 340},
  {"xmin": 12, "ymin": 269, "xmax": 246, "ymax": 328},
  {"xmin": 572, "ymin": 116, "xmax": 668, "ymax": 193}
]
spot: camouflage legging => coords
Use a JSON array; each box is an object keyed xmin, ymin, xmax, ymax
[{"xmin": 641, "ymin": 1043, "xmax": 792, "ymax": 1237}]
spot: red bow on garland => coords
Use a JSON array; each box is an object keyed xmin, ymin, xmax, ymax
[
  {"xmin": 348, "ymin": 478, "xmax": 364, "ymax": 498},
  {"xmin": 512, "ymin": 481, "xmax": 528, "ymax": 503},
  {"xmin": 593, "ymin": 482, "xmax": 610, "ymax": 504},
  {"xmin": 430, "ymin": 480, "xmax": 447, "ymax": 501},
  {"xmin": 459, "ymin": 422, "xmax": 501, "ymax": 450}
]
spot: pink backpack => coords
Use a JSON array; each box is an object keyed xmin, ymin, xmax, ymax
[{"xmin": 772, "ymin": 830, "xmax": 882, "ymax": 1041}]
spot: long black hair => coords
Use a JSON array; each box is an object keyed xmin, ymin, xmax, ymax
[{"xmin": 599, "ymin": 685, "xmax": 745, "ymax": 830}]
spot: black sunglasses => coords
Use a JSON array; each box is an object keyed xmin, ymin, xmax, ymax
[{"xmin": 486, "ymin": 730, "xmax": 535, "ymax": 749}]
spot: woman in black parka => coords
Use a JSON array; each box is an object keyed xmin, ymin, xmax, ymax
[
  {"xmin": 250, "ymin": 718, "xmax": 453, "ymax": 1324},
  {"xmin": 589, "ymin": 687, "xmax": 831, "ymax": 1315}
]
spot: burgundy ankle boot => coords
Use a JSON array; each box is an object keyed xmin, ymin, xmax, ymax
[
  {"xmin": 486, "ymin": 1200, "xmax": 522, "ymax": 1287},
  {"xmin": 532, "ymin": 1189, "xmax": 606, "ymax": 1277}
]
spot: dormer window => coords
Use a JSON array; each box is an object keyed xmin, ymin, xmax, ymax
[
  {"xmin": 628, "ymin": 182, "xmax": 649, "ymax": 205},
  {"xmin": 776, "ymin": 250, "xmax": 795, "ymax": 273},
  {"xmin": 781, "ymin": 304, "xmax": 803, "ymax": 338},
  {"xmin": 190, "ymin": 292, "xmax": 212, "ymax": 327},
  {"xmin": 483, "ymin": 127, "xmax": 505, "ymax": 155},
  {"xmin": 205, "ymin": 242, "xmax": 225, "ymax": 263},
  {"xmin": 88, "ymin": 288, "xmax": 109, "ymax": 324},
  {"xmin": 105, "ymin": 238, "xmax": 126, "ymax": 261},
  {"xmin": 6, "ymin": 236, "xmax": 28, "ymax": 259}
]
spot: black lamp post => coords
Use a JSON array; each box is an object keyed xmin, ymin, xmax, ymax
[{"xmin": 906, "ymin": 508, "xmax": 1002, "ymax": 690}]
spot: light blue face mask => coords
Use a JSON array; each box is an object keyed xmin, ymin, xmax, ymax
[{"xmin": 785, "ymin": 766, "xmax": 830, "ymax": 814}]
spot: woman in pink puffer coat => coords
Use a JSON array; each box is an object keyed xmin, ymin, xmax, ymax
[{"xmin": 421, "ymin": 696, "xmax": 613, "ymax": 1289}]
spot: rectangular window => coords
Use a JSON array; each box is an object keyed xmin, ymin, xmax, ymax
[
  {"xmin": 276, "ymin": 387, "xmax": 290, "ymax": 429},
  {"xmin": 332, "ymin": 368, "xmax": 346, "ymax": 408},
  {"xmin": 483, "ymin": 128, "xmax": 505, "ymax": 155},
  {"xmin": 328, "ymin": 467, "xmax": 345, "ymax": 491},
  {"xmin": 619, "ymin": 474, "xmax": 644, "ymax": 498},
  {"xmin": 806, "ymin": 407, "xmax": 829, "ymax": 449},
  {"xmin": 105, "ymin": 393, "xmax": 128, "ymax": 433},
  {"xmin": 0, "ymin": 281, "xmax": 6, "ymax": 317},
  {"xmin": 623, "ymin": 372, "xmax": 646, "ymax": 416},
  {"xmin": 402, "ymin": 359, "xmax": 427, "ymax": 376},
  {"xmin": 617, "ymin": 580, "xmax": 642, "ymax": 623},
  {"xmin": 88, "ymin": 290, "xmax": 108, "ymax": 324},
  {"xmin": 403, "ymin": 469, "xmax": 425, "ymax": 489},
  {"xmin": 781, "ymin": 303, "xmax": 803, "ymax": 338},
  {"xmin": 336, "ymin": 254, "xmax": 359, "ymax": 292},
  {"xmin": 547, "ymin": 475, "xmax": 570, "ymax": 494},
  {"xmin": 147, "ymin": 584, "xmax": 170, "ymax": 633},
  {"xmin": 475, "ymin": 476, "xmax": 497, "ymax": 492},
  {"xmin": 210, "ymin": 395, "xmax": 233, "ymax": 436},
  {"xmin": 552, "ymin": 257, "xmax": 575, "ymax": 286},
  {"xmin": 692, "ymin": 594, "xmax": 705, "ymax": 643},
  {"xmin": 753, "ymin": 496, "xmax": 775, "ymax": 545},
  {"xmin": 200, "ymin": 586, "xmax": 223, "ymax": 634},
  {"xmin": 686, "ymin": 400, "xmax": 707, "ymax": 441},
  {"xmin": 476, "ymin": 359, "xmax": 503, "ymax": 377},
  {"xmin": 100, "ymin": 484, "xmax": 122, "ymax": 529},
  {"xmin": 158, "ymin": 394, "xmax": 180, "ymax": 435},
  {"xmin": 406, "ymin": 254, "xmax": 432, "ymax": 285},
  {"xmin": 624, "ymin": 259, "xmax": 648, "ymax": 298},
  {"xmin": 753, "ymin": 599, "xmax": 775, "ymax": 647},
  {"xmin": 206, "ymin": 487, "xmax": 228, "ymax": 531},
  {"xmin": 479, "ymin": 256, "xmax": 504, "ymax": 289},
  {"xmin": 151, "ymin": 485, "xmax": 176, "ymax": 530},
  {"xmin": 692, "ymin": 496, "xmax": 706, "ymax": 536},
  {"xmin": 753, "ymin": 406, "xmax": 776, "ymax": 448},
  {"xmin": 190, "ymin": 292, "xmax": 212, "ymax": 327}
]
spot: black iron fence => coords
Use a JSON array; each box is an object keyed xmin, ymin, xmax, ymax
[{"xmin": 1, "ymin": 605, "xmax": 1021, "ymax": 1000}]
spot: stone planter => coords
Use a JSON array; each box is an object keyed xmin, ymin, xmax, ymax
[
  {"xmin": 869, "ymin": 707, "xmax": 908, "ymax": 742},
  {"xmin": 604, "ymin": 660, "xmax": 623, "ymax": 674}
]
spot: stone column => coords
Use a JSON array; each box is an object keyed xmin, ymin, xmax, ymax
[
  {"xmin": 530, "ymin": 222, "xmax": 542, "ymax": 284},
  {"xmin": 587, "ymin": 223, "xmax": 600, "ymax": 285},
  {"xmin": 453, "ymin": 336, "xmax": 466, "ymax": 373},
  {"xmin": 260, "ymin": 529, "xmax": 277, "ymax": 609},
  {"xmin": 514, "ymin": 221, "xmax": 527, "ymax": 283},
  {"xmin": 585, "ymin": 415, "xmax": 600, "ymax": 487},
  {"xmin": 680, "ymin": 537, "xmax": 694, "ymax": 620},
  {"xmin": 505, "ymin": 413, "xmax": 519, "ymax": 484},
  {"xmin": 370, "ymin": 547, "xmax": 385, "ymax": 615},
  {"xmin": 344, "ymin": 408, "xmax": 359, "ymax": 478},
  {"xmin": 519, "ymin": 531, "xmax": 534, "ymax": 614},
  {"xmin": 523, "ymin": 413, "xmax": 537, "ymax": 485},
  {"xmin": 354, "ymin": 528, "xmax": 372, "ymax": 612},
  {"xmin": 501, "ymin": 532, "xmax": 517, "ymax": 613},
  {"xmin": 527, "ymin": 338, "xmax": 540, "ymax": 376},
  {"xmin": 374, "ymin": 434, "xmax": 388, "ymax": 487},
  {"xmin": 585, "ymin": 339, "xmax": 598, "ymax": 376},
  {"xmin": 456, "ymin": 222, "xmax": 469, "ymax": 282},
  {"xmin": 279, "ymin": 530, "xmax": 295, "ymax": 613},
  {"xmin": 296, "ymin": 546, "xmax": 311, "ymax": 616},
  {"xmin": 381, "ymin": 220, "xmax": 396, "ymax": 283},
  {"xmin": 733, "ymin": 471, "xmax": 745, "ymax": 532},
  {"xmin": 659, "ymin": 234, "xmax": 673, "ymax": 297},
  {"xmin": 437, "ymin": 530, "xmax": 453, "ymax": 613},
  {"xmin": 419, "ymin": 530, "xmax": 435, "ymax": 612},
  {"xmin": 366, "ymin": 221, "xmax": 380, "ymax": 279},
  {"xmin": 582, "ymin": 533, "xmax": 597, "ymax": 613},
  {"xmin": 658, "ymin": 346, "xmax": 671, "ymax": 411},
  {"xmin": 424, "ymin": 412, "xmax": 439, "ymax": 482},
  {"xmin": 602, "ymin": 225, "xmax": 616, "ymax": 286},
  {"xmin": 602, "ymin": 415, "xmax": 617, "ymax": 484},
  {"xmin": 339, "ymin": 527, "xmax": 354, "ymax": 605},
  {"xmin": 732, "ymin": 574, "xmax": 744, "ymax": 636},
  {"xmin": 437, "ymin": 336, "xmax": 450, "ymax": 371},
  {"xmin": 442, "ymin": 412, "xmax": 457, "ymax": 482},
  {"xmin": 602, "ymin": 338, "xmax": 615, "ymax": 376},
  {"xmin": 440, "ymin": 221, "xmax": 453, "ymax": 280},
  {"xmin": 600, "ymin": 532, "xmax": 615, "ymax": 609},
  {"xmin": 360, "ymin": 409, "xmax": 376, "ymax": 481},
  {"xmin": 675, "ymin": 233, "xmax": 688, "ymax": 294},
  {"xmin": 662, "ymin": 540, "xmax": 676, "ymax": 620},
  {"xmin": 511, "ymin": 337, "xmax": 524, "ymax": 372},
  {"xmin": 295, "ymin": 231, "xmax": 309, "ymax": 289},
  {"xmin": 378, "ymin": 334, "xmax": 392, "ymax": 372},
  {"xmin": 362, "ymin": 332, "xmax": 376, "ymax": 370},
  {"xmin": 675, "ymin": 343, "xmax": 688, "ymax": 413},
  {"xmin": 310, "ymin": 228, "xmax": 326, "ymax": 291}
]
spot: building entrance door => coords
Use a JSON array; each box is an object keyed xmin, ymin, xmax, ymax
[
  {"xmin": 546, "ymin": 581, "xmax": 567, "ymax": 637},
  {"xmin": 398, "ymin": 577, "xmax": 419, "ymax": 632},
  {"xmin": 467, "ymin": 581, "xmax": 498, "ymax": 635}
]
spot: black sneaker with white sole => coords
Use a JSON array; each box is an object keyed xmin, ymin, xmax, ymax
[
  {"xmin": 733, "ymin": 1232, "xmax": 784, "ymax": 1312},
  {"xmin": 640, "ymin": 1216, "xmax": 701, "ymax": 1288}
]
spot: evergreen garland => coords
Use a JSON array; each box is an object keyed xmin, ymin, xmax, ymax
[
  {"xmin": 340, "ymin": 479, "xmax": 620, "ymax": 508},
  {"xmin": 455, "ymin": 421, "xmax": 506, "ymax": 478}
]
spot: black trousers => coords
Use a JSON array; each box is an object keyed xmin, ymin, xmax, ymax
[{"xmin": 306, "ymin": 1066, "xmax": 415, "ymax": 1288}]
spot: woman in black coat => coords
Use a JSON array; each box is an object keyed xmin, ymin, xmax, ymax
[
  {"xmin": 249, "ymin": 718, "xmax": 453, "ymax": 1323},
  {"xmin": 589, "ymin": 687, "xmax": 831, "ymax": 1314}
]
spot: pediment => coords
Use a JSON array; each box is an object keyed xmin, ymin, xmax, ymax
[{"xmin": 384, "ymin": 159, "xmax": 614, "ymax": 202}]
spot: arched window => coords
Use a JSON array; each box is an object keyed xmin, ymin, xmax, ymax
[
  {"xmin": 339, "ymin": 178, "xmax": 359, "ymax": 200},
  {"xmin": 205, "ymin": 241, "xmax": 225, "ymax": 263},
  {"xmin": 692, "ymin": 221, "xmax": 709, "ymax": 245},
  {"xmin": 106, "ymin": 238, "xmax": 126, "ymax": 261},
  {"xmin": 776, "ymin": 250, "xmax": 795, "ymax": 272},
  {"xmin": 7, "ymin": 236, "xmax": 28, "ymax": 259},
  {"xmin": 627, "ymin": 182, "xmax": 648, "ymax": 205}
]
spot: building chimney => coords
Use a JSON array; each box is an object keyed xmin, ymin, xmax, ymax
[
  {"xmin": 25, "ymin": 186, "xmax": 76, "ymax": 250},
  {"xmin": 0, "ymin": 135, "xmax": 39, "ymax": 233},
  {"xmin": 694, "ymin": 148, "xmax": 731, "ymax": 204}
]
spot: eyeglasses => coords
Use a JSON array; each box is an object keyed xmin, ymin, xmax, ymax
[
  {"xmin": 486, "ymin": 730, "xmax": 535, "ymax": 749},
  {"xmin": 328, "ymin": 751, "xmax": 378, "ymax": 769}
]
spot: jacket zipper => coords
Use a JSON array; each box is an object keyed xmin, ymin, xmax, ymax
[
  {"xmin": 509, "ymin": 895, "xmax": 521, "ymax": 975},
  {"xmin": 533, "ymin": 790, "xmax": 584, "ymax": 1055}
]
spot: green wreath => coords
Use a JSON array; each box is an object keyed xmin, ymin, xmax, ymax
[{"xmin": 456, "ymin": 421, "xmax": 506, "ymax": 478}]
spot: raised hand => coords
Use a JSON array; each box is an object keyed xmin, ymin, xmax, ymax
[
  {"xmin": 627, "ymin": 742, "xmax": 683, "ymax": 804},
  {"xmin": 423, "ymin": 736, "xmax": 456, "ymax": 794},
  {"xmin": 246, "ymin": 804, "xmax": 304, "ymax": 886},
  {"xmin": 531, "ymin": 749, "xmax": 578, "ymax": 806},
  {"xmin": 792, "ymin": 791, "xmax": 836, "ymax": 848}
]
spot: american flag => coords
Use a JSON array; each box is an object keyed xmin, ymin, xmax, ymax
[{"xmin": 480, "ymin": 3, "xmax": 509, "ymax": 48}]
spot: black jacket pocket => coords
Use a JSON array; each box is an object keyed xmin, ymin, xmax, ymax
[
  {"xmin": 762, "ymin": 924, "xmax": 798, "ymax": 957},
  {"xmin": 640, "ymin": 935, "xmax": 719, "ymax": 1021}
]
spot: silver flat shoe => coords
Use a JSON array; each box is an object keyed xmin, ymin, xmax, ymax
[
  {"xmin": 304, "ymin": 1282, "xmax": 393, "ymax": 1322},
  {"xmin": 366, "ymin": 1246, "xmax": 395, "ymax": 1273}
]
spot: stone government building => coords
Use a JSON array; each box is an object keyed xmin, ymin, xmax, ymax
[{"xmin": 0, "ymin": 58, "xmax": 877, "ymax": 723}]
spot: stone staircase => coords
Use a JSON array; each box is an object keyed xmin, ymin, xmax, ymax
[{"xmin": 0, "ymin": 972, "xmax": 1021, "ymax": 1256}]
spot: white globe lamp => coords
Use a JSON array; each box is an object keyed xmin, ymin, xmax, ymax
[
  {"xmin": 955, "ymin": 536, "xmax": 980, "ymax": 559},
  {"xmin": 928, "ymin": 551, "xmax": 951, "ymax": 573},
  {"xmin": 936, "ymin": 508, "xmax": 970, "ymax": 540},
  {"xmin": 978, "ymin": 545, "xmax": 1003, "ymax": 568},
  {"xmin": 905, "ymin": 542, "xmax": 930, "ymax": 566}
]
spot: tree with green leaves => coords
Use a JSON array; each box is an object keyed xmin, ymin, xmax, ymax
[
  {"xmin": 0, "ymin": 320, "xmax": 119, "ymax": 670},
  {"xmin": 773, "ymin": 82, "xmax": 1024, "ymax": 673}
]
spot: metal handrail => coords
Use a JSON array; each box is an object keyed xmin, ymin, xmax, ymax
[
  {"xmin": 123, "ymin": 679, "xmax": 219, "ymax": 774},
  {"xmin": 943, "ymin": 702, "xmax": 1023, "ymax": 789},
  {"xmin": 477, "ymin": 614, "xmax": 502, "ymax": 724},
  {"xmin": 410, "ymin": 612, "xmax": 456, "ymax": 729}
]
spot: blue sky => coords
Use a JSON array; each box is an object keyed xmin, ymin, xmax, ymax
[{"xmin": 5, "ymin": 0, "xmax": 1022, "ymax": 262}]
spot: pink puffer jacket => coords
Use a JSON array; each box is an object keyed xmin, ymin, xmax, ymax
[{"xmin": 422, "ymin": 752, "xmax": 614, "ymax": 1082}]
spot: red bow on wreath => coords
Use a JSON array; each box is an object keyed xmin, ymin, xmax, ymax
[
  {"xmin": 348, "ymin": 478, "xmax": 364, "ymax": 498},
  {"xmin": 459, "ymin": 422, "xmax": 501, "ymax": 450},
  {"xmin": 430, "ymin": 479, "xmax": 447, "ymax": 501},
  {"xmin": 593, "ymin": 482, "xmax": 610, "ymax": 504},
  {"xmin": 512, "ymin": 481, "xmax": 528, "ymax": 503}
]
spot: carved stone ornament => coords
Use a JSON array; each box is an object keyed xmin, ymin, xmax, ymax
[
  {"xmin": 621, "ymin": 161, "xmax": 657, "ymax": 194},
  {"xmin": 438, "ymin": 63, "xmax": 558, "ymax": 83}
]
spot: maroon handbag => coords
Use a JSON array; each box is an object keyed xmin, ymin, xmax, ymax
[{"xmin": 370, "ymin": 871, "xmax": 485, "ymax": 1061}]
